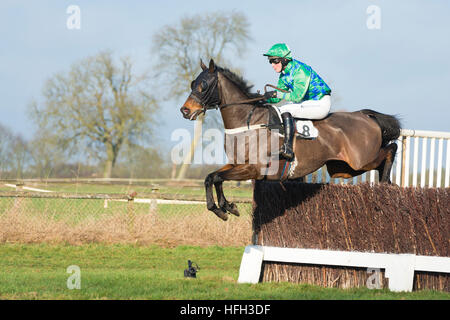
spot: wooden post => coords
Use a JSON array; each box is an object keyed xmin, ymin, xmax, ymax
[
  {"xmin": 149, "ymin": 188, "xmax": 158, "ymax": 215},
  {"xmin": 401, "ymin": 136, "xmax": 407, "ymax": 187},
  {"xmin": 127, "ymin": 192, "xmax": 136, "ymax": 234},
  {"xmin": 171, "ymin": 164, "xmax": 177, "ymax": 180},
  {"xmin": 251, "ymin": 180, "xmax": 258, "ymax": 245},
  {"xmin": 311, "ymin": 171, "xmax": 317, "ymax": 183},
  {"xmin": 321, "ymin": 166, "xmax": 327, "ymax": 183}
]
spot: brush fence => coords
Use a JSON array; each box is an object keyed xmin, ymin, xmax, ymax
[{"xmin": 238, "ymin": 181, "xmax": 449, "ymax": 292}]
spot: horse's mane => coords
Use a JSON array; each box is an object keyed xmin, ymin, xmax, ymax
[{"xmin": 216, "ymin": 66, "xmax": 265, "ymax": 103}]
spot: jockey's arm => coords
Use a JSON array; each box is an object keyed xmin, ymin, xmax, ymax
[{"xmin": 266, "ymin": 79, "xmax": 289, "ymax": 104}]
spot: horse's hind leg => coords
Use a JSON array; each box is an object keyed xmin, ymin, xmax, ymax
[
  {"xmin": 377, "ymin": 143, "xmax": 398, "ymax": 183},
  {"xmin": 327, "ymin": 143, "xmax": 398, "ymax": 182}
]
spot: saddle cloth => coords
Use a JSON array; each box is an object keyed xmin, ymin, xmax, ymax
[
  {"xmin": 269, "ymin": 105, "xmax": 319, "ymax": 139},
  {"xmin": 295, "ymin": 120, "xmax": 319, "ymax": 139}
]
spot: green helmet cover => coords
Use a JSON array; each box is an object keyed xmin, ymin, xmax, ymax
[{"xmin": 263, "ymin": 43, "xmax": 292, "ymax": 60}]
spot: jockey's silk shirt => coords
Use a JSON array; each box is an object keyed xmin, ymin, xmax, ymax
[{"xmin": 267, "ymin": 59, "xmax": 331, "ymax": 104}]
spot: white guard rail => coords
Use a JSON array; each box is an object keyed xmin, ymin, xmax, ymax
[{"xmin": 238, "ymin": 245, "xmax": 450, "ymax": 292}]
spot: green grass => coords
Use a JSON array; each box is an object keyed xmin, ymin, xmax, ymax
[{"xmin": 0, "ymin": 244, "xmax": 448, "ymax": 300}]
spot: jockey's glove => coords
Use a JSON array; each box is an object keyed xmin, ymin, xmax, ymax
[{"xmin": 263, "ymin": 90, "xmax": 277, "ymax": 100}]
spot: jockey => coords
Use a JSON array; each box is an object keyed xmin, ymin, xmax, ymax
[{"xmin": 263, "ymin": 43, "xmax": 332, "ymax": 161}]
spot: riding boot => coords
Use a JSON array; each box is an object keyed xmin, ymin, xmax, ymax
[{"xmin": 280, "ymin": 112, "xmax": 295, "ymax": 161}]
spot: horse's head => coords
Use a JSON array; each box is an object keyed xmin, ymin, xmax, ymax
[{"xmin": 180, "ymin": 59, "xmax": 220, "ymax": 121}]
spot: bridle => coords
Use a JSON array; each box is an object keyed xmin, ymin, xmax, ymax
[{"xmin": 189, "ymin": 70, "xmax": 221, "ymax": 112}]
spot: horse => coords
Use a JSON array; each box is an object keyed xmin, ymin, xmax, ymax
[{"xmin": 180, "ymin": 59, "xmax": 401, "ymax": 221}]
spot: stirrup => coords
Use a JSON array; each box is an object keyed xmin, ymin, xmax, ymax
[{"xmin": 280, "ymin": 145, "xmax": 294, "ymax": 161}]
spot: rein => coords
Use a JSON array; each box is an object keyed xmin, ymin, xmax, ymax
[
  {"xmin": 264, "ymin": 84, "xmax": 289, "ymax": 94},
  {"xmin": 190, "ymin": 69, "xmax": 290, "ymax": 130},
  {"xmin": 202, "ymin": 80, "xmax": 290, "ymax": 111},
  {"xmin": 212, "ymin": 83, "xmax": 290, "ymax": 130},
  {"xmin": 206, "ymin": 96, "xmax": 267, "ymax": 110}
]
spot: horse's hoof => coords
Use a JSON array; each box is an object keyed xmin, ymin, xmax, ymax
[
  {"xmin": 224, "ymin": 202, "xmax": 240, "ymax": 216},
  {"xmin": 213, "ymin": 208, "xmax": 229, "ymax": 221}
]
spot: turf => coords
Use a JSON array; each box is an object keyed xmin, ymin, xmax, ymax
[{"xmin": 0, "ymin": 244, "xmax": 448, "ymax": 300}]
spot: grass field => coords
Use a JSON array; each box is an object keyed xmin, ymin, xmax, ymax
[{"xmin": 0, "ymin": 243, "xmax": 448, "ymax": 300}]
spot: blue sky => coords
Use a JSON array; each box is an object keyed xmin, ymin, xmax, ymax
[{"xmin": 1, "ymin": 0, "xmax": 449, "ymax": 150}]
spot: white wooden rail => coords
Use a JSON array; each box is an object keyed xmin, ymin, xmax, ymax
[
  {"xmin": 238, "ymin": 245, "xmax": 450, "ymax": 292},
  {"xmin": 3, "ymin": 184, "xmax": 53, "ymax": 193},
  {"xmin": 396, "ymin": 129, "xmax": 450, "ymax": 187},
  {"xmin": 306, "ymin": 129, "xmax": 450, "ymax": 187}
]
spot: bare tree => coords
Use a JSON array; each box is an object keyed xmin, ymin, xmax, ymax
[
  {"xmin": 10, "ymin": 134, "xmax": 30, "ymax": 179},
  {"xmin": 27, "ymin": 129, "xmax": 67, "ymax": 179},
  {"xmin": 152, "ymin": 11, "xmax": 251, "ymax": 179},
  {"xmin": 0, "ymin": 123, "xmax": 30, "ymax": 179},
  {"xmin": 29, "ymin": 51, "xmax": 159, "ymax": 178},
  {"xmin": 0, "ymin": 123, "xmax": 14, "ymax": 178},
  {"xmin": 152, "ymin": 10, "xmax": 251, "ymax": 98}
]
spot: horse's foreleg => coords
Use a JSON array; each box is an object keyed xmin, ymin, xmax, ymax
[
  {"xmin": 215, "ymin": 164, "xmax": 260, "ymax": 215},
  {"xmin": 205, "ymin": 172, "xmax": 229, "ymax": 221},
  {"xmin": 214, "ymin": 179, "xmax": 240, "ymax": 216},
  {"xmin": 207, "ymin": 164, "xmax": 239, "ymax": 216},
  {"xmin": 205, "ymin": 164, "xmax": 259, "ymax": 220}
]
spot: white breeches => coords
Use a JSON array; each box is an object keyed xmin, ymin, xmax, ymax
[{"xmin": 277, "ymin": 95, "xmax": 331, "ymax": 119}]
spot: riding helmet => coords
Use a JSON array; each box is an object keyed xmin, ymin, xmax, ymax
[{"xmin": 263, "ymin": 43, "xmax": 293, "ymax": 60}]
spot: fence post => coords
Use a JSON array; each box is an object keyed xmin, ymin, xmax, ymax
[
  {"xmin": 429, "ymin": 138, "xmax": 436, "ymax": 187},
  {"xmin": 149, "ymin": 188, "xmax": 158, "ymax": 215},
  {"xmin": 401, "ymin": 136, "xmax": 407, "ymax": 187},
  {"xmin": 311, "ymin": 171, "xmax": 317, "ymax": 183},
  {"xmin": 321, "ymin": 166, "xmax": 327, "ymax": 183},
  {"xmin": 251, "ymin": 180, "xmax": 258, "ymax": 245},
  {"xmin": 127, "ymin": 192, "xmax": 136, "ymax": 234}
]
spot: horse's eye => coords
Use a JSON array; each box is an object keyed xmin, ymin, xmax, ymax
[
  {"xmin": 190, "ymin": 80, "xmax": 195, "ymax": 90},
  {"xmin": 201, "ymin": 80, "xmax": 208, "ymax": 91}
]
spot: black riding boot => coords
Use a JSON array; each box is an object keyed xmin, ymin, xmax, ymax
[{"xmin": 280, "ymin": 112, "xmax": 295, "ymax": 161}]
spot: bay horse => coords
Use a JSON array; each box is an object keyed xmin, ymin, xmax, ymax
[{"xmin": 180, "ymin": 59, "xmax": 401, "ymax": 221}]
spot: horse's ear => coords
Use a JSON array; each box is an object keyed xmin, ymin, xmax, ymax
[
  {"xmin": 209, "ymin": 59, "xmax": 215, "ymax": 73},
  {"xmin": 200, "ymin": 59, "xmax": 207, "ymax": 71}
]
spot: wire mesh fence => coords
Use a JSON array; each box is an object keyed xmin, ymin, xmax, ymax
[{"xmin": 0, "ymin": 191, "xmax": 253, "ymax": 246}]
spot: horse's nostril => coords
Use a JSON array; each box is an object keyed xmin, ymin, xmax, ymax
[{"xmin": 181, "ymin": 107, "xmax": 189, "ymax": 115}]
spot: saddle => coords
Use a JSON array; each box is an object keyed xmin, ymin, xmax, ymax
[{"xmin": 265, "ymin": 105, "xmax": 319, "ymax": 139}]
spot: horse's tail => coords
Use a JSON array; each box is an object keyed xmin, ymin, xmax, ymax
[{"xmin": 360, "ymin": 109, "xmax": 401, "ymax": 147}]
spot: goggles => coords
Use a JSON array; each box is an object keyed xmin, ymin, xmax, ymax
[{"xmin": 269, "ymin": 58, "xmax": 282, "ymax": 65}]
